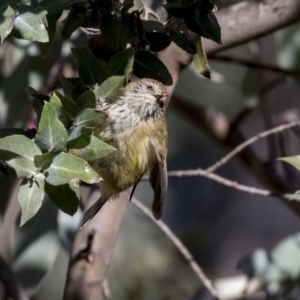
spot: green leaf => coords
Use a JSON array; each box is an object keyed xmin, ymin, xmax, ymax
[
  {"xmin": 127, "ymin": 0, "xmax": 145, "ymax": 15},
  {"xmin": 67, "ymin": 126, "xmax": 92, "ymax": 149},
  {"xmin": 184, "ymin": 9, "xmax": 221, "ymax": 44},
  {"xmin": 6, "ymin": 157, "xmax": 38, "ymax": 178},
  {"xmin": 18, "ymin": 177, "xmax": 45, "ymax": 226},
  {"xmin": 145, "ymin": 32, "xmax": 171, "ymax": 52},
  {"xmin": 13, "ymin": 5, "xmax": 49, "ymax": 43},
  {"xmin": 93, "ymin": 76, "xmax": 125, "ymax": 102},
  {"xmin": 61, "ymin": 5, "xmax": 85, "ymax": 40},
  {"xmin": 38, "ymin": 14, "xmax": 57, "ymax": 56},
  {"xmin": 55, "ymin": 92, "xmax": 80, "ymax": 119},
  {"xmin": 271, "ymin": 233, "xmax": 300, "ymax": 280},
  {"xmin": 0, "ymin": 135, "xmax": 41, "ymax": 161},
  {"xmin": 237, "ymin": 249, "xmax": 269, "ymax": 278},
  {"xmin": 35, "ymin": 102, "xmax": 68, "ymax": 152},
  {"xmin": 77, "ymin": 90, "xmax": 96, "ymax": 109},
  {"xmin": 44, "ymin": 152, "xmax": 100, "ymax": 185},
  {"xmin": 79, "ymin": 135, "xmax": 115, "ymax": 161},
  {"xmin": 59, "ymin": 74, "xmax": 77, "ymax": 97},
  {"xmin": 142, "ymin": 20, "xmax": 165, "ymax": 32},
  {"xmin": 73, "ymin": 47, "xmax": 107, "ymax": 85},
  {"xmin": 163, "ymin": 2, "xmax": 190, "ymax": 18},
  {"xmin": 34, "ymin": 151, "xmax": 58, "ymax": 170},
  {"xmin": 147, "ymin": 12, "xmax": 160, "ymax": 21},
  {"xmin": 192, "ymin": 36, "xmax": 210, "ymax": 78},
  {"xmin": 106, "ymin": 48, "xmax": 134, "ymax": 79},
  {"xmin": 98, "ymin": 9, "xmax": 122, "ymax": 51},
  {"xmin": 169, "ymin": 28, "xmax": 197, "ymax": 54},
  {"xmin": 0, "ymin": 5, "xmax": 15, "ymax": 43},
  {"xmin": 279, "ymin": 156, "xmax": 300, "ymax": 172},
  {"xmin": 49, "ymin": 92, "xmax": 72, "ymax": 127},
  {"xmin": 133, "ymin": 50, "xmax": 173, "ymax": 85},
  {"xmin": 45, "ymin": 181, "xmax": 79, "ymax": 216},
  {"xmin": 75, "ymin": 108, "xmax": 107, "ymax": 128}
]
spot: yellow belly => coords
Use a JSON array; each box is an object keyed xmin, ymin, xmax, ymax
[{"xmin": 91, "ymin": 118, "xmax": 166, "ymax": 194}]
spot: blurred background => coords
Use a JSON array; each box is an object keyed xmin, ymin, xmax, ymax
[{"xmin": 1, "ymin": 0, "xmax": 300, "ymax": 299}]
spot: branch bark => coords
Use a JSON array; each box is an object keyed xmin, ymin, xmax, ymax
[
  {"xmin": 205, "ymin": 0, "xmax": 300, "ymax": 54},
  {"xmin": 63, "ymin": 188, "xmax": 131, "ymax": 300}
]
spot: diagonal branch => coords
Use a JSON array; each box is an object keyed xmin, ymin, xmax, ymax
[
  {"xmin": 131, "ymin": 198, "xmax": 220, "ymax": 300},
  {"xmin": 206, "ymin": 121, "xmax": 300, "ymax": 173}
]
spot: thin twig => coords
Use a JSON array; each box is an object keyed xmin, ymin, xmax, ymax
[
  {"xmin": 206, "ymin": 121, "xmax": 300, "ymax": 173},
  {"xmin": 131, "ymin": 199, "xmax": 220, "ymax": 300},
  {"xmin": 166, "ymin": 169, "xmax": 297, "ymax": 201}
]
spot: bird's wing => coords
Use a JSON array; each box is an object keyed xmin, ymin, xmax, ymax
[{"xmin": 149, "ymin": 142, "xmax": 168, "ymax": 220}]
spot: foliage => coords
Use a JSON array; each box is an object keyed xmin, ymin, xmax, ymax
[
  {"xmin": 0, "ymin": 0, "xmax": 221, "ymax": 225},
  {"xmin": 238, "ymin": 233, "xmax": 300, "ymax": 298}
]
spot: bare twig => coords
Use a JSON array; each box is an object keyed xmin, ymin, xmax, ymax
[
  {"xmin": 166, "ymin": 169, "xmax": 297, "ymax": 201},
  {"xmin": 131, "ymin": 198, "xmax": 220, "ymax": 300},
  {"xmin": 206, "ymin": 121, "xmax": 300, "ymax": 173}
]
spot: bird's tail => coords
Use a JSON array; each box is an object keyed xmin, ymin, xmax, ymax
[{"xmin": 80, "ymin": 197, "xmax": 105, "ymax": 228}]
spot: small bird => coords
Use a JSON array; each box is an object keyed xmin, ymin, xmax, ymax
[{"xmin": 81, "ymin": 78, "xmax": 169, "ymax": 227}]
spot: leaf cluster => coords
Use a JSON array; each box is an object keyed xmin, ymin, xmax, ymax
[
  {"xmin": 0, "ymin": 76, "xmax": 128, "ymax": 225},
  {"xmin": 238, "ymin": 233, "xmax": 300, "ymax": 298},
  {"xmin": 0, "ymin": 0, "xmax": 222, "ymax": 225},
  {"xmin": 0, "ymin": 0, "xmax": 221, "ymax": 81}
]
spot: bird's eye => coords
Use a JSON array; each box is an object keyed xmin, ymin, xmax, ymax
[{"xmin": 147, "ymin": 85, "xmax": 153, "ymax": 91}]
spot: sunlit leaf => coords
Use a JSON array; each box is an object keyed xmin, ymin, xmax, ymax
[
  {"xmin": 67, "ymin": 126, "xmax": 92, "ymax": 149},
  {"xmin": 0, "ymin": 135, "xmax": 41, "ymax": 161},
  {"xmin": 18, "ymin": 177, "xmax": 45, "ymax": 226},
  {"xmin": 75, "ymin": 108, "xmax": 107, "ymax": 128},
  {"xmin": 13, "ymin": 5, "xmax": 49, "ymax": 42},
  {"xmin": 35, "ymin": 102, "xmax": 68, "ymax": 152},
  {"xmin": 34, "ymin": 151, "xmax": 58, "ymax": 170},
  {"xmin": 44, "ymin": 152, "xmax": 100, "ymax": 185},
  {"xmin": 279, "ymin": 156, "xmax": 300, "ymax": 172},
  {"xmin": 93, "ymin": 76, "xmax": 125, "ymax": 101},
  {"xmin": 271, "ymin": 233, "xmax": 300, "ymax": 280},
  {"xmin": 78, "ymin": 135, "xmax": 115, "ymax": 161},
  {"xmin": 0, "ymin": 5, "xmax": 15, "ymax": 43},
  {"xmin": 192, "ymin": 36, "xmax": 210, "ymax": 78},
  {"xmin": 7, "ymin": 157, "xmax": 38, "ymax": 178},
  {"xmin": 38, "ymin": 14, "xmax": 57, "ymax": 56}
]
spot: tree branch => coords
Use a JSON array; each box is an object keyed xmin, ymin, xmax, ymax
[
  {"xmin": 63, "ymin": 188, "xmax": 131, "ymax": 300},
  {"xmin": 205, "ymin": 0, "xmax": 300, "ymax": 54},
  {"xmin": 206, "ymin": 121, "xmax": 300, "ymax": 173},
  {"xmin": 131, "ymin": 199, "xmax": 220, "ymax": 300}
]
